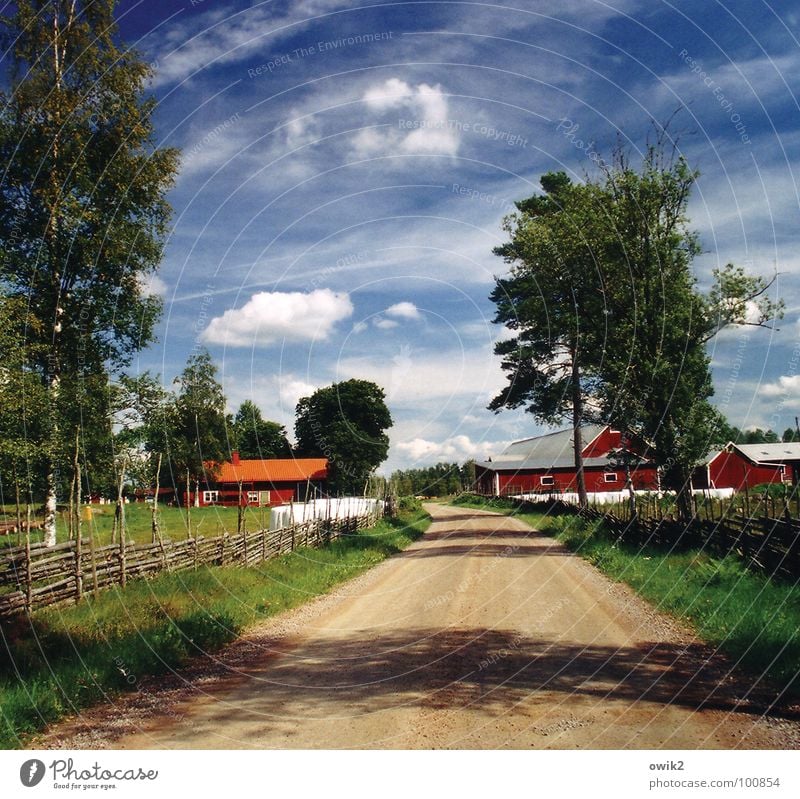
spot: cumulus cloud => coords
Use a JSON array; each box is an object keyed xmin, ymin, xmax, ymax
[
  {"xmin": 363, "ymin": 77, "xmax": 414, "ymax": 110},
  {"xmin": 395, "ymin": 435, "xmax": 501, "ymax": 464},
  {"xmin": 202, "ymin": 288, "xmax": 353, "ymax": 347},
  {"xmin": 279, "ymin": 375, "xmax": 317, "ymax": 409},
  {"xmin": 336, "ymin": 347, "xmax": 505, "ymax": 404},
  {"xmin": 759, "ymin": 374, "xmax": 800, "ymax": 403},
  {"xmin": 373, "ymin": 318, "xmax": 400, "ymax": 330},
  {"xmin": 354, "ymin": 78, "xmax": 460, "ymax": 157},
  {"xmin": 385, "ymin": 301, "xmax": 421, "ymax": 320}
]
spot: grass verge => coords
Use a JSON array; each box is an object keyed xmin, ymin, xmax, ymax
[
  {"xmin": 450, "ymin": 494, "xmax": 800, "ymax": 701},
  {"xmin": 0, "ymin": 509, "xmax": 430, "ymax": 749}
]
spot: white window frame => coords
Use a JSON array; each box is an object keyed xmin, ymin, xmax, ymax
[
  {"xmin": 247, "ymin": 491, "xmax": 259, "ymax": 504},
  {"xmin": 539, "ymin": 475, "xmax": 554, "ymax": 486},
  {"xmin": 603, "ymin": 472, "xmax": 618, "ymax": 483},
  {"xmin": 203, "ymin": 490, "xmax": 219, "ymax": 504}
]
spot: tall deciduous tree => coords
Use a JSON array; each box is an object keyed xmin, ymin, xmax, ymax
[
  {"xmin": 491, "ymin": 133, "xmax": 782, "ymax": 521},
  {"xmin": 0, "ymin": 0, "xmax": 179, "ymax": 543},
  {"xmin": 596, "ymin": 139, "xmax": 782, "ymax": 519},
  {"xmin": 232, "ymin": 400, "xmax": 291, "ymax": 459},
  {"xmin": 170, "ymin": 350, "xmax": 229, "ymax": 502},
  {"xmin": 295, "ymin": 380, "xmax": 393, "ymax": 495}
]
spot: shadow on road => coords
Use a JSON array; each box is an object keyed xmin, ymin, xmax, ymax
[{"xmin": 213, "ymin": 626, "xmax": 797, "ymax": 723}]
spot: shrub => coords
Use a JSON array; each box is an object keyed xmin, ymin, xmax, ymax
[{"xmin": 397, "ymin": 495, "xmax": 422, "ymax": 512}]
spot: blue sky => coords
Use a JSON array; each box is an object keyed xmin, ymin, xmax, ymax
[{"xmin": 117, "ymin": 0, "xmax": 800, "ymax": 472}]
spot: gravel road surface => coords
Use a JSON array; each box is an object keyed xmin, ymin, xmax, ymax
[{"xmin": 39, "ymin": 504, "xmax": 799, "ymax": 749}]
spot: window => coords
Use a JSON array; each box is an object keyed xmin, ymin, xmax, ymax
[
  {"xmin": 203, "ymin": 490, "xmax": 219, "ymax": 504},
  {"xmin": 539, "ymin": 475, "xmax": 554, "ymax": 486},
  {"xmin": 603, "ymin": 472, "xmax": 618, "ymax": 483},
  {"xmin": 247, "ymin": 491, "xmax": 259, "ymax": 504}
]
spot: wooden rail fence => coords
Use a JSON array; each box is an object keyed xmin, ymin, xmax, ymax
[
  {"xmin": 471, "ymin": 495, "xmax": 800, "ymax": 580},
  {"xmin": 0, "ymin": 511, "xmax": 379, "ymax": 618},
  {"xmin": 577, "ymin": 505, "xmax": 800, "ymax": 580}
]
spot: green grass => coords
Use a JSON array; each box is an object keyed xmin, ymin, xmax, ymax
[
  {"xmin": 1, "ymin": 503, "xmax": 271, "ymax": 549},
  {"xmin": 0, "ymin": 509, "xmax": 431, "ymax": 749},
  {"xmin": 450, "ymin": 493, "xmax": 526, "ymax": 513},
  {"xmin": 450, "ymin": 496, "xmax": 800, "ymax": 701},
  {"xmin": 534, "ymin": 513, "xmax": 800, "ymax": 698}
]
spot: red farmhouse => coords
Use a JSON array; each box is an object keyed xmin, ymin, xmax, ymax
[
  {"xmin": 474, "ymin": 424, "xmax": 658, "ymax": 497},
  {"xmin": 694, "ymin": 442, "xmax": 800, "ymax": 492},
  {"xmin": 190, "ymin": 452, "xmax": 328, "ymax": 507}
]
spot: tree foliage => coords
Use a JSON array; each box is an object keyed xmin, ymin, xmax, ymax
[
  {"xmin": 490, "ymin": 129, "xmax": 783, "ymax": 520},
  {"xmin": 390, "ymin": 461, "xmax": 474, "ymax": 497},
  {"xmin": 490, "ymin": 172, "xmax": 610, "ymax": 505},
  {"xmin": 295, "ymin": 380, "xmax": 392, "ymax": 495},
  {"xmin": 169, "ymin": 350, "xmax": 229, "ymax": 488},
  {"xmin": 595, "ymin": 139, "xmax": 781, "ymax": 513},
  {"xmin": 232, "ymin": 400, "xmax": 291, "ymax": 459},
  {"xmin": 0, "ymin": 0, "xmax": 178, "ymax": 540}
]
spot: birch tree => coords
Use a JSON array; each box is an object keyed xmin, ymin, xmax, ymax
[{"xmin": 0, "ymin": 1, "xmax": 178, "ymax": 543}]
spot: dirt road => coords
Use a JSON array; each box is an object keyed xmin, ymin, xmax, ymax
[{"xmin": 43, "ymin": 504, "xmax": 798, "ymax": 749}]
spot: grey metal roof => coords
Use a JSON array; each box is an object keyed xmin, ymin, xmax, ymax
[
  {"xmin": 499, "ymin": 424, "xmax": 607, "ymax": 460},
  {"xmin": 475, "ymin": 424, "xmax": 611, "ymax": 472},
  {"xmin": 475, "ymin": 454, "xmax": 615, "ymax": 472},
  {"xmin": 734, "ymin": 442, "xmax": 800, "ymax": 463}
]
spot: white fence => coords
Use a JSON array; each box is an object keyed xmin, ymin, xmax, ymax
[
  {"xmin": 269, "ymin": 497, "xmax": 385, "ymax": 531},
  {"xmin": 513, "ymin": 488, "xmax": 736, "ymax": 505}
]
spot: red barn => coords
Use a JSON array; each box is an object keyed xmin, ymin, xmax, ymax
[
  {"xmin": 189, "ymin": 453, "xmax": 328, "ymax": 507},
  {"xmin": 694, "ymin": 443, "xmax": 800, "ymax": 491},
  {"xmin": 475, "ymin": 424, "xmax": 658, "ymax": 497}
]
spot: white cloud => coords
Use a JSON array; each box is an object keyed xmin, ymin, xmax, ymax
[
  {"xmin": 221, "ymin": 372, "xmax": 317, "ymax": 439},
  {"xmin": 149, "ymin": 1, "xmax": 349, "ymax": 87},
  {"xmin": 373, "ymin": 318, "xmax": 399, "ymax": 330},
  {"xmin": 363, "ymin": 77, "xmax": 414, "ymax": 110},
  {"xmin": 285, "ymin": 115, "xmax": 321, "ymax": 150},
  {"xmin": 385, "ymin": 301, "xmax": 421, "ymax": 320},
  {"xmin": 351, "ymin": 321, "xmax": 368, "ymax": 334},
  {"xmin": 395, "ymin": 435, "xmax": 503, "ymax": 464},
  {"xmin": 353, "ymin": 78, "xmax": 460, "ymax": 157},
  {"xmin": 759, "ymin": 374, "xmax": 800, "ymax": 403},
  {"xmin": 335, "ymin": 346, "xmax": 505, "ymax": 405},
  {"xmin": 202, "ymin": 288, "xmax": 353, "ymax": 347},
  {"xmin": 279, "ymin": 376, "xmax": 317, "ymax": 409},
  {"xmin": 138, "ymin": 273, "xmax": 168, "ymax": 297}
]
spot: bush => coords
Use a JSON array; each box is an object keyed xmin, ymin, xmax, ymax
[
  {"xmin": 397, "ymin": 495, "xmax": 422, "ymax": 512},
  {"xmin": 750, "ymin": 482, "xmax": 789, "ymax": 499}
]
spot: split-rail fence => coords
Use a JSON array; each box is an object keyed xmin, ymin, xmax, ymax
[{"xmin": 0, "ymin": 510, "xmax": 380, "ymax": 618}]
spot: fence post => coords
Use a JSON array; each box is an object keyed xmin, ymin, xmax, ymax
[
  {"xmin": 75, "ymin": 533, "xmax": 83, "ymax": 605},
  {"xmin": 262, "ymin": 528, "xmax": 267, "ymax": 562},
  {"xmin": 24, "ymin": 519, "xmax": 32, "ymax": 613},
  {"xmin": 119, "ymin": 526, "xmax": 127, "ymax": 588},
  {"xmin": 89, "ymin": 526, "xmax": 98, "ymax": 598}
]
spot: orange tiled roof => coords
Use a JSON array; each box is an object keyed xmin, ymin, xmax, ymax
[{"xmin": 211, "ymin": 458, "xmax": 328, "ymax": 484}]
